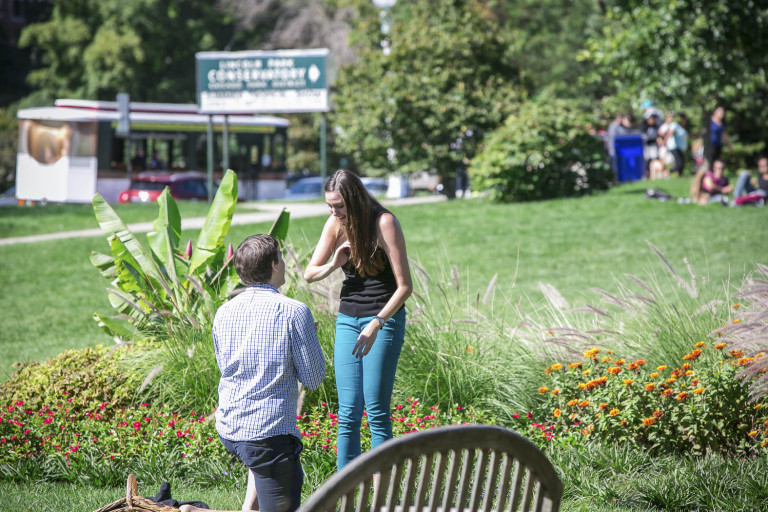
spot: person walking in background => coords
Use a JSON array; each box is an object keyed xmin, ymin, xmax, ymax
[
  {"xmin": 605, "ymin": 113, "xmax": 622, "ymax": 180},
  {"xmin": 704, "ymin": 106, "xmax": 734, "ymax": 166},
  {"xmin": 211, "ymin": 234, "xmax": 326, "ymax": 512},
  {"xmin": 662, "ymin": 112, "xmax": 689, "ymax": 176},
  {"xmin": 641, "ymin": 113, "xmax": 661, "ymax": 177},
  {"xmin": 304, "ymin": 169, "xmax": 412, "ymax": 471}
]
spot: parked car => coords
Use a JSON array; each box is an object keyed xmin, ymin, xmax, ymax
[
  {"xmin": 0, "ymin": 186, "xmax": 17, "ymax": 206},
  {"xmin": 285, "ymin": 176, "xmax": 325, "ymax": 201},
  {"xmin": 118, "ymin": 172, "xmax": 209, "ymax": 203},
  {"xmin": 285, "ymin": 175, "xmax": 390, "ymax": 201}
]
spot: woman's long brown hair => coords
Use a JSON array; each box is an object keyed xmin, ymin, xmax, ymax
[{"xmin": 325, "ymin": 170, "xmax": 387, "ymax": 277}]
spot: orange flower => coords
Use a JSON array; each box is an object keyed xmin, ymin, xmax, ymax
[
  {"xmin": 626, "ymin": 362, "xmax": 639, "ymax": 371},
  {"xmin": 692, "ymin": 379, "xmax": 699, "ymax": 385},
  {"xmin": 714, "ymin": 343, "xmax": 726, "ymax": 350},
  {"xmin": 694, "ymin": 341, "xmax": 705, "ymax": 348},
  {"xmin": 550, "ymin": 363, "xmax": 563, "ymax": 371},
  {"xmin": 582, "ymin": 369, "xmax": 591, "ymax": 376},
  {"xmin": 567, "ymin": 399, "xmax": 578, "ymax": 407},
  {"xmin": 551, "ymin": 388, "xmax": 560, "ymax": 395},
  {"xmin": 578, "ymin": 400, "xmax": 590, "ymax": 407},
  {"xmin": 599, "ymin": 403, "xmax": 608, "ymax": 409},
  {"xmin": 569, "ymin": 413, "xmax": 578, "ymax": 420},
  {"xmin": 620, "ymin": 419, "xmax": 628, "ymax": 426},
  {"xmin": 732, "ymin": 303, "xmax": 741, "ymax": 308},
  {"xmin": 657, "ymin": 365, "xmax": 667, "ymax": 372},
  {"xmin": 748, "ymin": 430, "xmax": 757, "ymax": 437},
  {"xmin": 643, "ymin": 417, "xmax": 656, "ymax": 427},
  {"xmin": 663, "ymin": 389, "xmax": 674, "ymax": 397},
  {"xmin": 577, "ymin": 383, "xmax": 587, "ymax": 390},
  {"xmin": 644, "ymin": 383, "xmax": 656, "ymax": 392},
  {"xmin": 594, "ymin": 413, "xmax": 602, "ymax": 418},
  {"xmin": 584, "ymin": 348, "xmax": 599, "ymax": 358},
  {"xmin": 601, "ymin": 356, "xmax": 612, "ymax": 363},
  {"xmin": 615, "ymin": 358, "xmax": 626, "ymax": 365},
  {"xmin": 635, "ymin": 359, "xmax": 647, "ymax": 366},
  {"xmin": 675, "ymin": 392, "xmax": 688, "ymax": 401},
  {"xmin": 466, "ymin": 346, "xmax": 474, "ymax": 354},
  {"xmin": 652, "ymin": 410, "xmax": 663, "ymax": 419},
  {"xmin": 730, "ymin": 350, "xmax": 745, "ymax": 358},
  {"xmin": 554, "ymin": 408, "xmax": 562, "ymax": 418},
  {"xmin": 623, "ymin": 379, "xmax": 634, "ymax": 385},
  {"xmin": 538, "ymin": 386, "xmax": 549, "ymax": 394},
  {"xmin": 607, "ymin": 366, "xmax": 622, "ymax": 375},
  {"xmin": 733, "ymin": 319, "xmax": 741, "ymax": 324},
  {"xmin": 607, "ymin": 350, "xmax": 614, "ymax": 355},
  {"xmin": 681, "ymin": 363, "xmax": 692, "ymax": 370},
  {"xmin": 650, "ymin": 372, "xmax": 659, "ymax": 378},
  {"xmin": 666, "ymin": 377, "xmax": 677, "ymax": 384},
  {"xmin": 569, "ymin": 362, "xmax": 583, "ymax": 369},
  {"xmin": 609, "ymin": 408, "xmax": 620, "ymax": 416},
  {"xmin": 683, "ymin": 349, "xmax": 702, "ymax": 361},
  {"xmin": 693, "ymin": 387, "xmax": 705, "ymax": 394},
  {"xmin": 685, "ymin": 370, "xmax": 695, "ymax": 376},
  {"xmin": 737, "ymin": 357, "xmax": 755, "ymax": 367}
]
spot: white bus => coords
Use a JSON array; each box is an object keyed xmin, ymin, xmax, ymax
[{"xmin": 16, "ymin": 99, "xmax": 290, "ymax": 203}]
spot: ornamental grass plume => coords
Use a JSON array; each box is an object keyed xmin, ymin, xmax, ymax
[{"xmin": 714, "ymin": 263, "xmax": 768, "ymax": 401}]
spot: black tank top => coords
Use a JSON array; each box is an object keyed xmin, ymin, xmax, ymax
[{"xmin": 339, "ymin": 248, "xmax": 399, "ymax": 317}]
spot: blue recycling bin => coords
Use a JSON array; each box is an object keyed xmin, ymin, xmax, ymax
[{"xmin": 614, "ymin": 134, "xmax": 645, "ymax": 182}]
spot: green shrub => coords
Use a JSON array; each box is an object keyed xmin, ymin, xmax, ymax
[
  {"xmin": 0, "ymin": 345, "xmax": 138, "ymax": 415},
  {"xmin": 471, "ymin": 99, "xmax": 612, "ymax": 202}
]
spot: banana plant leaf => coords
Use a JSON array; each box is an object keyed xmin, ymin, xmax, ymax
[
  {"xmin": 188, "ymin": 170, "xmax": 238, "ymax": 276},
  {"xmin": 147, "ymin": 189, "xmax": 182, "ymax": 288},
  {"xmin": 93, "ymin": 194, "xmax": 160, "ymax": 281},
  {"xmin": 269, "ymin": 208, "xmax": 290, "ymax": 243},
  {"xmin": 92, "ymin": 312, "xmax": 142, "ymax": 343}
]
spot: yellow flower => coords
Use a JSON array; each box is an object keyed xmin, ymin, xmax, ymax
[
  {"xmin": 578, "ymin": 400, "xmax": 590, "ymax": 407},
  {"xmin": 663, "ymin": 389, "xmax": 674, "ymax": 397},
  {"xmin": 554, "ymin": 408, "xmax": 562, "ymax": 418},
  {"xmin": 657, "ymin": 365, "xmax": 667, "ymax": 371},
  {"xmin": 623, "ymin": 379, "xmax": 634, "ymax": 385},
  {"xmin": 615, "ymin": 358, "xmax": 626, "ymax": 365},
  {"xmin": 666, "ymin": 377, "xmax": 677, "ymax": 384},
  {"xmin": 601, "ymin": 356, "xmax": 611, "ymax": 363},
  {"xmin": 643, "ymin": 417, "xmax": 656, "ymax": 427},
  {"xmin": 681, "ymin": 363, "xmax": 692, "ymax": 370},
  {"xmin": 584, "ymin": 348, "xmax": 600, "ymax": 358},
  {"xmin": 694, "ymin": 341, "xmax": 705, "ymax": 348},
  {"xmin": 607, "ymin": 350, "xmax": 614, "ymax": 355},
  {"xmin": 675, "ymin": 392, "xmax": 689, "ymax": 401},
  {"xmin": 609, "ymin": 408, "xmax": 620, "ymax": 416},
  {"xmin": 607, "ymin": 366, "xmax": 622, "ymax": 375},
  {"xmin": 650, "ymin": 372, "xmax": 659, "ymax": 378},
  {"xmin": 714, "ymin": 343, "xmax": 726, "ymax": 350},
  {"xmin": 550, "ymin": 363, "xmax": 563, "ymax": 371},
  {"xmin": 693, "ymin": 387, "xmax": 705, "ymax": 394},
  {"xmin": 538, "ymin": 386, "xmax": 549, "ymax": 394},
  {"xmin": 748, "ymin": 430, "xmax": 758, "ymax": 437},
  {"xmin": 594, "ymin": 413, "xmax": 602, "ymax": 418},
  {"xmin": 582, "ymin": 369, "xmax": 591, "ymax": 376},
  {"xmin": 644, "ymin": 383, "xmax": 656, "ymax": 392},
  {"xmin": 569, "ymin": 362, "xmax": 583, "ymax": 369},
  {"xmin": 567, "ymin": 399, "xmax": 578, "ymax": 407},
  {"xmin": 466, "ymin": 346, "xmax": 474, "ymax": 354},
  {"xmin": 685, "ymin": 370, "xmax": 695, "ymax": 376}
]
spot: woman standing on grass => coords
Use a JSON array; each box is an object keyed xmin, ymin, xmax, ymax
[{"xmin": 304, "ymin": 169, "xmax": 412, "ymax": 471}]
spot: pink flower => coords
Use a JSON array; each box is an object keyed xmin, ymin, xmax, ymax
[{"xmin": 512, "ymin": 413, "xmax": 520, "ymax": 419}]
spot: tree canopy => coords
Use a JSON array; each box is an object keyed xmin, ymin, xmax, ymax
[{"xmin": 332, "ymin": 0, "xmax": 523, "ymax": 190}]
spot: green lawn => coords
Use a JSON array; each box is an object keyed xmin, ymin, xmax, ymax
[{"xmin": 1, "ymin": 177, "xmax": 766, "ymax": 379}]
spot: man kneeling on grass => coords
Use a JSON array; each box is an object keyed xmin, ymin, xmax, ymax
[{"xmin": 183, "ymin": 234, "xmax": 325, "ymax": 512}]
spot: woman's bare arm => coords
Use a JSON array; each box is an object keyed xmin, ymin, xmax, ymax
[{"xmin": 304, "ymin": 216, "xmax": 347, "ymax": 283}]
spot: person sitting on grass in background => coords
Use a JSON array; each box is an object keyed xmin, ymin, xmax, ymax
[
  {"xmin": 699, "ymin": 159, "xmax": 733, "ymax": 205},
  {"xmin": 731, "ymin": 157, "xmax": 768, "ymax": 206},
  {"xmin": 183, "ymin": 234, "xmax": 326, "ymax": 512}
]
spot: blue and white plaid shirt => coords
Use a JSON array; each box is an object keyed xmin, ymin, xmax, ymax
[{"xmin": 213, "ymin": 284, "xmax": 326, "ymax": 441}]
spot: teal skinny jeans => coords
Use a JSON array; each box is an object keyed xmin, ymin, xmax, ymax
[{"xmin": 334, "ymin": 308, "xmax": 406, "ymax": 470}]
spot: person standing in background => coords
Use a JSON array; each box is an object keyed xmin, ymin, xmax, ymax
[{"xmin": 704, "ymin": 106, "xmax": 734, "ymax": 166}]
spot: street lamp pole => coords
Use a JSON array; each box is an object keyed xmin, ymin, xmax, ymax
[{"xmin": 372, "ymin": 0, "xmax": 397, "ymax": 55}]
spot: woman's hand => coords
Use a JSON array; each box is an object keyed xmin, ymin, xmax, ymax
[
  {"xmin": 353, "ymin": 320, "xmax": 380, "ymax": 358},
  {"xmin": 331, "ymin": 241, "xmax": 351, "ymax": 269}
]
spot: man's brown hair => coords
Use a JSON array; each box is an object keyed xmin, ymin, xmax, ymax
[{"xmin": 234, "ymin": 234, "xmax": 280, "ymax": 285}]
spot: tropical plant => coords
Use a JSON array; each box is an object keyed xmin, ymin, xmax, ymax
[{"xmin": 89, "ymin": 170, "xmax": 288, "ymax": 342}]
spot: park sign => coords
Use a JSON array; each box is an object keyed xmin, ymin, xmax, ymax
[{"xmin": 196, "ymin": 49, "xmax": 331, "ymax": 114}]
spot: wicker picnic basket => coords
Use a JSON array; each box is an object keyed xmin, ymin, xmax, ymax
[{"xmin": 92, "ymin": 474, "xmax": 180, "ymax": 512}]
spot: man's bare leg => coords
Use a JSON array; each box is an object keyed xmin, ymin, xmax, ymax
[{"xmin": 242, "ymin": 469, "xmax": 259, "ymax": 511}]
